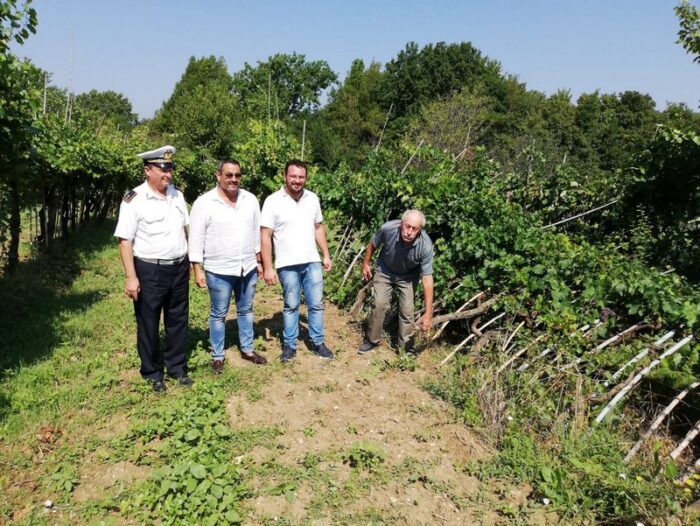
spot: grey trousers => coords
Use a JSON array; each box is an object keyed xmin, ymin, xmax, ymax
[{"xmin": 366, "ymin": 271, "xmax": 418, "ymax": 349}]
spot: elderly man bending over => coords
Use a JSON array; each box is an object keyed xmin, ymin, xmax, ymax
[{"xmin": 358, "ymin": 210, "xmax": 434, "ymax": 355}]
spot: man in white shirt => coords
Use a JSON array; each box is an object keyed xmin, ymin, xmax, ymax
[
  {"xmin": 189, "ymin": 159, "xmax": 267, "ymax": 372},
  {"xmin": 260, "ymin": 160, "xmax": 334, "ymax": 362},
  {"xmin": 114, "ymin": 145, "xmax": 192, "ymax": 392}
]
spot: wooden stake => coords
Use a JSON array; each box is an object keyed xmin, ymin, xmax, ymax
[
  {"xmin": 494, "ymin": 335, "xmax": 547, "ymax": 375},
  {"xmin": 339, "ymin": 247, "xmax": 364, "ymax": 289},
  {"xmin": 670, "ymin": 420, "xmax": 700, "ymax": 460},
  {"xmin": 375, "ymin": 102, "xmax": 393, "ymax": 152},
  {"xmin": 590, "ymin": 323, "xmax": 647, "ymax": 354},
  {"xmin": 595, "ymin": 335, "xmax": 694, "ymax": 423},
  {"xmin": 542, "ymin": 200, "xmax": 619, "ymax": 229},
  {"xmin": 501, "ymin": 321, "xmax": 525, "ymax": 351},
  {"xmin": 625, "ymin": 380, "xmax": 700, "ymax": 462},
  {"xmin": 400, "ymin": 139, "xmax": 424, "ymax": 175},
  {"xmin": 603, "ymin": 330, "xmax": 675, "ymax": 388}
]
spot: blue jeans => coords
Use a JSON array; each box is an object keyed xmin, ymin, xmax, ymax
[
  {"xmin": 278, "ymin": 262, "xmax": 324, "ymax": 350},
  {"xmin": 206, "ymin": 269, "xmax": 258, "ymax": 359}
]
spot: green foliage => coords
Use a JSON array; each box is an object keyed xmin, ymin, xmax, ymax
[
  {"xmin": 342, "ymin": 440, "xmax": 386, "ymax": 471},
  {"xmin": 405, "ymin": 84, "xmax": 493, "ymax": 157},
  {"xmin": 623, "ymin": 124, "xmax": 700, "ymax": 278},
  {"xmin": 236, "ymin": 119, "xmax": 304, "ymax": 197},
  {"xmin": 676, "ymin": 0, "xmax": 700, "ymax": 64},
  {"xmin": 381, "ymin": 41, "xmax": 504, "ymax": 136},
  {"xmin": 0, "ymin": 0, "xmax": 36, "ymax": 52},
  {"xmin": 72, "ymin": 89, "xmax": 138, "ymax": 131},
  {"xmin": 232, "ymin": 52, "xmax": 337, "ymax": 119},
  {"xmin": 123, "ymin": 382, "xmax": 248, "ymax": 525},
  {"xmin": 319, "ymin": 59, "xmax": 385, "ymax": 168},
  {"xmin": 152, "ymin": 55, "xmax": 242, "ymax": 157}
]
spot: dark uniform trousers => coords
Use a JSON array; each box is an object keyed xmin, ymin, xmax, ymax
[{"xmin": 133, "ymin": 257, "xmax": 189, "ymax": 381}]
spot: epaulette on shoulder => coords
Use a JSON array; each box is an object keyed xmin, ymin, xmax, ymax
[{"xmin": 122, "ymin": 190, "xmax": 137, "ymax": 203}]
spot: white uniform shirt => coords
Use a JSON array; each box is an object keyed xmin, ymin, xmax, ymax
[
  {"xmin": 260, "ymin": 187, "xmax": 323, "ymax": 269},
  {"xmin": 188, "ymin": 187, "xmax": 261, "ymax": 276},
  {"xmin": 114, "ymin": 181, "xmax": 189, "ymax": 259}
]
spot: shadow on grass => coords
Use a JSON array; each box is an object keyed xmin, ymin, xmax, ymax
[{"xmin": 0, "ymin": 221, "xmax": 118, "ymax": 383}]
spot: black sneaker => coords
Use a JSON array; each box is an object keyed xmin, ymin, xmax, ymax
[
  {"xmin": 150, "ymin": 379, "xmax": 166, "ymax": 393},
  {"xmin": 358, "ymin": 339, "xmax": 379, "ymax": 355},
  {"xmin": 280, "ymin": 347, "xmax": 297, "ymax": 362},
  {"xmin": 311, "ymin": 342, "xmax": 334, "ymax": 360}
]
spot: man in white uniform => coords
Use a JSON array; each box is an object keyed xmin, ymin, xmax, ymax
[
  {"xmin": 189, "ymin": 159, "xmax": 267, "ymax": 373},
  {"xmin": 114, "ymin": 145, "xmax": 192, "ymax": 392},
  {"xmin": 260, "ymin": 160, "xmax": 334, "ymax": 362}
]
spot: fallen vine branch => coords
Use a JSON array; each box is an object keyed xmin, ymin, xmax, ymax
[
  {"xmin": 349, "ymin": 280, "xmax": 372, "ymax": 315},
  {"xmin": 431, "ymin": 292, "xmax": 484, "ymax": 342},
  {"xmin": 428, "ymin": 295, "xmax": 501, "ymax": 326}
]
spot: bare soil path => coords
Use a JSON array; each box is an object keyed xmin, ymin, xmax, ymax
[{"xmin": 223, "ymin": 286, "xmax": 541, "ymax": 525}]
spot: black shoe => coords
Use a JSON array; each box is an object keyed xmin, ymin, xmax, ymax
[
  {"xmin": 150, "ymin": 379, "xmax": 166, "ymax": 393},
  {"xmin": 311, "ymin": 342, "xmax": 334, "ymax": 360},
  {"xmin": 280, "ymin": 347, "xmax": 297, "ymax": 362},
  {"xmin": 172, "ymin": 375, "xmax": 194, "ymax": 387},
  {"xmin": 358, "ymin": 339, "xmax": 379, "ymax": 355}
]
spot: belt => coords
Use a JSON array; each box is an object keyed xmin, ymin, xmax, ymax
[{"xmin": 135, "ymin": 255, "xmax": 188, "ymax": 266}]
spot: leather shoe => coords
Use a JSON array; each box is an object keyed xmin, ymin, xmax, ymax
[
  {"xmin": 211, "ymin": 359, "xmax": 224, "ymax": 374},
  {"xmin": 150, "ymin": 379, "xmax": 166, "ymax": 393},
  {"xmin": 241, "ymin": 351, "xmax": 267, "ymax": 365}
]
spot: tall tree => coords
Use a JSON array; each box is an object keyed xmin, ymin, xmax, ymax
[
  {"xmin": 318, "ymin": 59, "xmax": 385, "ymax": 167},
  {"xmin": 152, "ymin": 56, "xmax": 241, "ymax": 156},
  {"xmin": 73, "ymin": 89, "xmax": 138, "ymax": 131},
  {"xmin": 232, "ymin": 52, "xmax": 337, "ymax": 119},
  {"xmin": 381, "ymin": 41, "xmax": 504, "ymax": 133}
]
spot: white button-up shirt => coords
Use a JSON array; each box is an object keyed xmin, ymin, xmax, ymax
[
  {"xmin": 260, "ymin": 187, "xmax": 323, "ymax": 269},
  {"xmin": 188, "ymin": 187, "xmax": 261, "ymax": 276},
  {"xmin": 114, "ymin": 181, "xmax": 189, "ymax": 259}
]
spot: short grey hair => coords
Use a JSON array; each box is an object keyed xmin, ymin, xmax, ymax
[{"xmin": 401, "ymin": 209, "xmax": 426, "ymax": 227}]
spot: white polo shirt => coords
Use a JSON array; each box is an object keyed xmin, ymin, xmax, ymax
[
  {"xmin": 260, "ymin": 187, "xmax": 323, "ymax": 269},
  {"xmin": 114, "ymin": 181, "xmax": 189, "ymax": 260},
  {"xmin": 188, "ymin": 187, "xmax": 261, "ymax": 276}
]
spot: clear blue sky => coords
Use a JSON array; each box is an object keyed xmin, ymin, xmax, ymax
[{"xmin": 14, "ymin": 0, "xmax": 700, "ymax": 119}]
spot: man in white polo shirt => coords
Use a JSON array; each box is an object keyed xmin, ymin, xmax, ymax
[
  {"xmin": 260, "ymin": 160, "xmax": 334, "ymax": 362},
  {"xmin": 114, "ymin": 145, "xmax": 192, "ymax": 393},
  {"xmin": 189, "ymin": 159, "xmax": 267, "ymax": 373}
]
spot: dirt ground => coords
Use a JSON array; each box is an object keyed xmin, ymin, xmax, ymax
[{"xmin": 223, "ymin": 291, "xmax": 552, "ymax": 525}]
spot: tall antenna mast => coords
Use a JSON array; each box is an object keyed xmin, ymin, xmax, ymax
[
  {"xmin": 42, "ymin": 73, "xmax": 47, "ymax": 114},
  {"xmin": 64, "ymin": 29, "xmax": 74, "ymax": 122}
]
